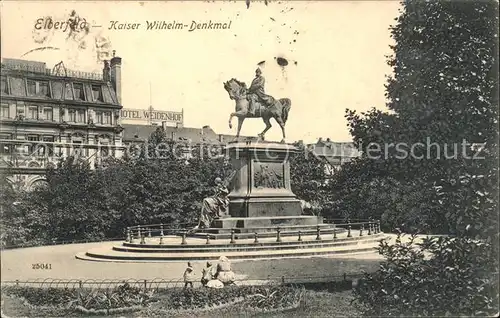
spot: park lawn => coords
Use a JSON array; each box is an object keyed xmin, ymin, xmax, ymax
[
  {"xmin": 137, "ymin": 289, "xmax": 362, "ymax": 317},
  {"xmin": 233, "ymin": 256, "xmax": 382, "ymax": 280}
]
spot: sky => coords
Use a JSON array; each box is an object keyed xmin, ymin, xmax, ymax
[{"xmin": 0, "ymin": 0, "xmax": 401, "ymax": 143}]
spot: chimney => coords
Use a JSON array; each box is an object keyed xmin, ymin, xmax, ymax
[
  {"xmin": 110, "ymin": 50, "xmax": 122, "ymax": 104},
  {"xmin": 102, "ymin": 60, "xmax": 111, "ymax": 82},
  {"xmin": 219, "ymin": 134, "xmax": 224, "ymax": 143}
]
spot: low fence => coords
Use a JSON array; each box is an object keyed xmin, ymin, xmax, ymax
[
  {"xmin": 125, "ymin": 219, "xmax": 383, "ymax": 245},
  {"xmin": 1, "ymin": 219, "xmax": 383, "ymax": 250},
  {"xmin": 0, "ymin": 273, "xmax": 366, "ymax": 291}
]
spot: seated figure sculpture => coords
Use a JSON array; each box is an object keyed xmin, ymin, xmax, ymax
[{"xmin": 191, "ymin": 177, "xmax": 230, "ymax": 231}]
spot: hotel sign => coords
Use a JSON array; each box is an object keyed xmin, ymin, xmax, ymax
[{"xmin": 120, "ymin": 108, "xmax": 183, "ymax": 124}]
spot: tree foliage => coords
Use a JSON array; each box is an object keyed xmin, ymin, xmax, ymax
[
  {"xmin": 346, "ymin": 0, "xmax": 499, "ymax": 315},
  {"xmin": 1, "ymin": 127, "xmax": 328, "ymax": 247}
]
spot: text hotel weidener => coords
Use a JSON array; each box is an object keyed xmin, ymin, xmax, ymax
[{"xmin": 108, "ymin": 20, "xmax": 232, "ymax": 31}]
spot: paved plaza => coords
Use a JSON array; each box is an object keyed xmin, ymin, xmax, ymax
[{"xmin": 0, "ymin": 234, "xmax": 434, "ymax": 283}]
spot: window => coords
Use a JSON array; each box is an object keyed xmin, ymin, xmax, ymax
[
  {"xmin": 73, "ymin": 83, "xmax": 85, "ymax": 100},
  {"xmin": 0, "ymin": 133, "xmax": 12, "ymax": 155},
  {"xmin": 68, "ymin": 109, "xmax": 76, "ymax": 122},
  {"xmin": 42, "ymin": 107, "xmax": 53, "ymax": 121},
  {"xmin": 1, "ymin": 77, "xmax": 8, "ymax": 94},
  {"xmin": 39, "ymin": 81, "xmax": 50, "ymax": 97},
  {"xmin": 27, "ymin": 80, "xmax": 37, "ymax": 96},
  {"xmin": 96, "ymin": 111, "xmax": 112, "ymax": 124},
  {"xmin": 41, "ymin": 136, "xmax": 54, "ymax": 156},
  {"xmin": 68, "ymin": 109, "xmax": 85, "ymax": 123},
  {"xmin": 26, "ymin": 80, "xmax": 50, "ymax": 97},
  {"xmin": 77, "ymin": 109, "xmax": 85, "ymax": 123},
  {"xmin": 1, "ymin": 104, "xmax": 9, "ymax": 119},
  {"xmin": 92, "ymin": 85, "xmax": 103, "ymax": 102},
  {"xmin": 27, "ymin": 106, "xmax": 38, "ymax": 120},
  {"xmin": 64, "ymin": 83, "xmax": 73, "ymax": 100},
  {"xmin": 71, "ymin": 140, "xmax": 84, "ymax": 157},
  {"xmin": 103, "ymin": 111, "xmax": 111, "ymax": 124},
  {"xmin": 27, "ymin": 135, "xmax": 40, "ymax": 156}
]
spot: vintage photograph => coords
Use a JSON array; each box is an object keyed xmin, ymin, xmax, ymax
[{"xmin": 1, "ymin": 0, "xmax": 498, "ymax": 316}]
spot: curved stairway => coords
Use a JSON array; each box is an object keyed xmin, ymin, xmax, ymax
[{"xmin": 76, "ymin": 231, "xmax": 387, "ymax": 262}]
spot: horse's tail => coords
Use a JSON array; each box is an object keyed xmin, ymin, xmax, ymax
[{"xmin": 279, "ymin": 98, "xmax": 292, "ymax": 124}]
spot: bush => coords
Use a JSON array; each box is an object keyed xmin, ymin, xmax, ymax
[{"xmin": 353, "ymin": 233, "xmax": 499, "ymax": 316}]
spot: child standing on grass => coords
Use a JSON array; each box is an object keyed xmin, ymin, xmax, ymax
[{"xmin": 183, "ymin": 262, "xmax": 195, "ymax": 288}]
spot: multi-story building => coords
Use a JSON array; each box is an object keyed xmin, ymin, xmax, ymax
[
  {"xmin": 307, "ymin": 138, "xmax": 361, "ymax": 176},
  {"xmin": 0, "ymin": 55, "xmax": 124, "ymax": 190}
]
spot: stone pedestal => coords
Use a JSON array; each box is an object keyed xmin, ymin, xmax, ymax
[{"xmin": 213, "ymin": 141, "xmax": 320, "ymax": 231}]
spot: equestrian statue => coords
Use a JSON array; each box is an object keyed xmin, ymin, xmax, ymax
[{"xmin": 223, "ymin": 68, "xmax": 292, "ymax": 143}]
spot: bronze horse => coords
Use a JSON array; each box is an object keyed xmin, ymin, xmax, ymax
[{"xmin": 223, "ymin": 78, "xmax": 291, "ymax": 143}]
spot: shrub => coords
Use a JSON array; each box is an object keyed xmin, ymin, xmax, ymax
[{"xmin": 353, "ymin": 233, "xmax": 499, "ymax": 316}]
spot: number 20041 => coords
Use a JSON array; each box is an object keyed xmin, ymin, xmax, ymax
[{"xmin": 32, "ymin": 263, "xmax": 52, "ymax": 270}]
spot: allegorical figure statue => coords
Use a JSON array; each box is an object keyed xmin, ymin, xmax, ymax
[
  {"xmin": 247, "ymin": 68, "xmax": 274, "ymax": 116},
  {"xmin": 192, "ymin": 177, "xmax": 230, "ymax": 231}
]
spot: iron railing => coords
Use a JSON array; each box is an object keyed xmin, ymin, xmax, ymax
[
  {"xmin": 0, "ymin": 273, "xmax": 366, "ymax": 290},
  {"xmin": 125, "ymin": 219, "xmax": 383, "ymax": 245}
]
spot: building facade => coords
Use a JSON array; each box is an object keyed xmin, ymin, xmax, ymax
[
  {"xmin": 0, "ymin": 56, "xmax": 124, "ymax": 190},
  {"xmin": 307, "ymin": 138, "xmax": 361, "ymax": 177}
]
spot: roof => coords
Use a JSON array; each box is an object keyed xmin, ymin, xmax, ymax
[
  {"xmin": 307, "ymin": 140, "xmax": 361, "ymax": 158},
  {"xmin": 1, "ymin": 58, "xmax": 120, "ymax": 107},
  {"xmin": 122, "ymin": 123, "xmax": 256, "ymax": 144}
]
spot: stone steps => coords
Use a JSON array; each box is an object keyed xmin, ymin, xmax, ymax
[
  {"xmin": 120, "ymin": 234, "xmax": 380, "ymax": 252},
  {"xmin": 75, "ymin": 232, "xmax": 387, "ymax": 262}
]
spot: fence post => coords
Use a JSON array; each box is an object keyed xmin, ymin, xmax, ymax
[
  {"xmin": 297, "ymin": 230, "xmax": 302, "ymax": 242},
  {"xmin": 79, "ymin": 280, "xmax": 83, "ymax": 289},
  {"xmin": 160, "ymin": 224, "xmax": 164, "ymax": 236},
  {"xmin": 206, "ymin": 234, "xmax": 211, "ymax": 245},
  {"xmin": 230, "ymin": 229, "xmax": 236, "ymax": 244},
  {"xmin": 276, "ymin": 227, "xmax": 282, "ymax": 242},
  {"xmin": 181, "ymin": 232, "xmax": 187, "ymax": 245},
  {"xmin": 368, "ymin": 222, "xmax": 372, "ymax": 235},
  {"xmin": 333, "ymin": 223, "xmax": 337, "ymax": 240},
  {"xmin": 377, "ymin": 220, "xmax": 381, "ymax": 233},
  {"xmin": 254, "ymin": 232, "xmax": 259, "ymax": 244},
  {"xmin": 359, "ymin": 224, "xmax": 364, "ymax": 237},
  {"xmin": 137, "ymin": 226, "xmax": 142, "ymax": 240},
  {"xmin": 316, "ymin": 225, "xmax": 322, "ymax": 241},
  {"xmin": 347, "ymin": 220, "xmax": 352, "ymax": 237},
  {"xmin": 144, "ymin": 279, "xmax": 147, "ymax": 291},
  {"xmin": 140, "ymin": 232, "xmax": 146, "ymax": 245},
  {"xmin": 159, "ymin": 236, "xmax": 164, "ymax": 245},
  {"xmin": 148, "ymin": 228, "xmax": 152, "ymax": 237}
]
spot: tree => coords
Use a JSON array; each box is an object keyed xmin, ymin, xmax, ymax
[
  {"xmin": 289, "ymin": 143, "xmax": 329, "ymax": 214},
  {"xmin": 343, "ymin": 0, "xmax": 499, "ymax": 315}
]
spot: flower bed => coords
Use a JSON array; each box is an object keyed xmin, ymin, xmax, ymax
[{"xmin": 2, "ymin": 284, "xmax": 305, "ymax": 315}]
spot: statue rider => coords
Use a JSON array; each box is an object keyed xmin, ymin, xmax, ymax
[{"xmin": 247, "ymin": 68, "xmax": 274, "ymax": 116}]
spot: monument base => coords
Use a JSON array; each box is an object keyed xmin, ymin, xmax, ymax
[
  {"xmin": 212, "ymin": 215, "xmax": 322, "ymax": 231},
  {"xmin": 228, "ymin": 197, "xmax": 303, "ymax": 218}
]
